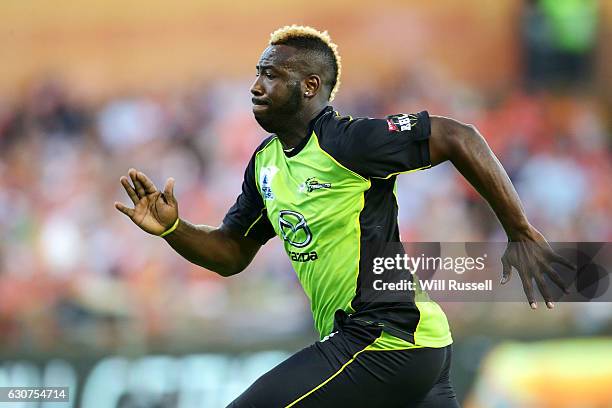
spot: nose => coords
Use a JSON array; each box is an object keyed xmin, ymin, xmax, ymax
[{"xmin": 250, "ymin": 76, "xmax": 264, "ymax": 97}]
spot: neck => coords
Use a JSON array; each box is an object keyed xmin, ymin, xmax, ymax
[{"xmin": 276, "ymin": 102, "xmax": 327, "ymax": 150}]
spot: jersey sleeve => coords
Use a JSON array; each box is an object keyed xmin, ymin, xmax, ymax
[
  {"xmin": 328, "ymin": 110, "xmax": 432, "ymax": 179},
  {"xmin": 222, "ymin": 151, "xmax": 276, "ymax": 245}
]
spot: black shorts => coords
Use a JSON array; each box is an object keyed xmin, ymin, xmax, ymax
[{"xmin": 228, "ymin": 311, "xmax": 459, "ymax": 408}]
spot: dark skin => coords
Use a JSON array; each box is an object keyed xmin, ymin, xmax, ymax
[
  {"xmin": 250, "ymin": 45, "xmax": 329, "ymax": 148},
  {"xmin": 116, "ymin": 44, "xmax": 572, "ymax": 309}
]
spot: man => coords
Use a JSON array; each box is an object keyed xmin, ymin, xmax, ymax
[{"xmin": 115, "ymin": 25, "xmax": 572, "ymax": 407}]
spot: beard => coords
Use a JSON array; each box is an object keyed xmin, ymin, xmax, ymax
[{"xmin": 253, "ymin": 81, "xmax": 303, "ymax": 134}]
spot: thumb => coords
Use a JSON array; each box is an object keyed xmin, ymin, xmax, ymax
[
  {"xmin": 500, "ymin": 257, "xmax": 513, "ymax": 285},
  {"xmin": 115, "ymin": 201, "xmax": 135, "ymax": 219},
  {"xmin": 163, "ymin": 177, "xmax": 176, "ymax": 203}
]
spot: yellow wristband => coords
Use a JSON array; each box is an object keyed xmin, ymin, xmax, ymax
[{"xmin": 159, "ymin": 217, "xmax": 180, "ymax": 238}]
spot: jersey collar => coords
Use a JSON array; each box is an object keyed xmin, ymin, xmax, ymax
[{"xmin": 283, "ymin": 106, "xmax": 334, "ymax": 158}]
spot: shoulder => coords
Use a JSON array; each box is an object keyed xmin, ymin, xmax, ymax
[
  {"xmin": 248, "ymin": 135, "xmax": 279, "ymax": 167},
  {"xmin": 313, "ymin": 108, "xmax": 357, "ymax": 140},
  {"xmin": 311, "ymin": 109, "xmax": 365, "ymax": 160},
  {"xmin": 315, "ymin": 109, "xmax": 430, "ymax": 143},
  {"xmin": 313, "ymin": 109, "xmax": 433, "ymax": 178},
  {"xmin": 254, "ymin": 135, "xmax": 278, "ymax": 155},
  {"xmin": 308, "ymin": 106, "xmax": 385, "ymax": 143},
  {"xmin": 314, "ymin": 109, "xmax": 429, "ymax": 156},
  {"xmin": 243, "ymin": 135, "xmax": 278, "ymax": 180}
]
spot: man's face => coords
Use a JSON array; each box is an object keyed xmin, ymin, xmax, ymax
[{"xmin": 250, "ymin": 45, "xmax": 304, "ymax": 133}]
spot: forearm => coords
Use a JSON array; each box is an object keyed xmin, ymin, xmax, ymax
[
  {"xmin": 163, "ymin": 219, "xmax": 252, "ymax": 276},
  {"xmin": 430, "ymin": 117, "xmax": 531, "ymax": 240}
]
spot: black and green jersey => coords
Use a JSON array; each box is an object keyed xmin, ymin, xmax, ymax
[{"xmin": 224, "ymin": 106, "xmax": 452, "ymax": 349}]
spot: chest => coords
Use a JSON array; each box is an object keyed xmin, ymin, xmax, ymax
[{"xmin": 255, "ymin": 137, "xmax": 369, "ymax": 239}]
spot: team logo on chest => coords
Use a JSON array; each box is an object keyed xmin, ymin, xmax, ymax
[
  {"xmin": 259, "ymin": 166, "xmax": 279, "ymax": 200},
  {"xmin": 298, "ymin": 177, "xmax": 332, "ymax": 194}
]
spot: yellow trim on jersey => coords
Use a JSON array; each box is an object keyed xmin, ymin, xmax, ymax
[
  {"xmin": 254, "ymin": 136, "xmax": 279, "ymax": 193},
  {"xmin": 346, "ymin": 188, "xmax": 367, "ymax": 315},
  {"xmin": 284, "ymin": 331, "xmax": 430, "ymax": 407},
  {"xmin": 369, "ymin": 331, "xmax": 425, "ymax": 351},
  {"xmin": 284, "ymin": 335, "xmax": 382, "ymax": 407},
  {"xmin": 370, "ymin": 164, "xmax": 432, "ymax": 180},
  {"xmin": 311, "ymin": 132, "xmax": 371, "ymax": 184},
  {"xmin": 313, "ymin": 130, "xmax": 371, "ymax": 316},
  {"xmin": 244, "ymin": 210, "xmax": 264, "ymax": 237}
]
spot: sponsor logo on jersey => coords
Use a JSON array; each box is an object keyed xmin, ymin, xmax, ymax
[
  {"xmin": 259, "ymin": 166, "xmax": 279, "ymax": 200},
  {"xmin": 298, "ymin": 177, "xmax": 332, "ymax": 193},
  {"xmin": 288, "ymin": 250, "xmax": 318, "ymax": 262},
  {"xmin": 386, "ymin": 113, "xmax": 418, "ymax": 132},
  {"xmin": 278, "ymin": 210, "xmax": 312, "ymax": 248}
]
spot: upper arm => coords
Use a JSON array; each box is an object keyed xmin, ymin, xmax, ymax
[
  {"xmin": 217, "ymin": 223, "xmax": 264, "ymax": 274},
  {"xmin": 429, "ymin": 115, "xmax": 480, "ymax": 166}
]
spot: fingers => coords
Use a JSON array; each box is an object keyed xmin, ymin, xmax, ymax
[
  {"xmin": 129, "ymin": 168, "xmax": 146, "ymax": 198},
  {"xmin": 549, "ymin": 252, "xmax": 575, "ymax": 270},
  {"xmin": 516, "ymin": 268, "xmax": 537, "ymax": 309},
  {"xmin": 120, "ymin": 176, "xmax": 139, "ymax": 204},
  {"xmin": 126, "ymin": 168, "xmax": 160, "ymax": 197},
  {"xmin": 163, "ymin": 177, "xmax": 175, "ymax": 203},
  {"xmin": 136, "ymin": 171, "xmax": 158, "ymax": 195},
  {"xmin": 540, "ymin": 261, "xmax": 570, "ymax": 294},
  {"xmin": 533, "ymin": 272, "xmax": 554, "ymax": 309},
  {"xmin": 114, "ymin": 201, "xmax": 135, "ymax": 218},
  {"xmin": 500, "ymin": 257, "xmax": 513, "ymax": 284}
]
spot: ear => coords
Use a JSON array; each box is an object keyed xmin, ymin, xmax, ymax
[{"xmin": 303, "ymin": 74, "xmax": 321, "ymax": 98}]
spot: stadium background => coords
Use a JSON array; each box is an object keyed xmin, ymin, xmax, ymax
[{"xmin": 0, "ymin": 0, "xmax": 611, "ymax": 406}]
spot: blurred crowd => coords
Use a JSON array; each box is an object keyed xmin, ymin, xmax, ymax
[
  {"xmin": 1, "ymin": 3, "xmax": 610, "ymax": 406},
  {"xmin": 1, "ymin": 0, "xmax": 612, "ymax": 354},
  {"xmin": 0, "ymin": 68, "xmax": 610, "ymax": 355}
]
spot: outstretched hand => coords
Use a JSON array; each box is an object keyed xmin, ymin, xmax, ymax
[
  {"xmin": 500, "ymin": 226, "xmax": 573, "ymax": 309},
  {"xmin": 115, "ymin": 168, "xmax": 178, "ymax": 236}
]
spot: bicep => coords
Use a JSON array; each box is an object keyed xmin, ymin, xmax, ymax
[{"xmin": 429, "ymin": 115, "xmax": 479, "ymax": 166}]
